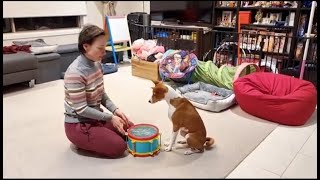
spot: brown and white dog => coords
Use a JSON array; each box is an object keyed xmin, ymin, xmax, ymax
[{"xmin": 148, "ymin": 80, "xmax": 215, "ymax": 155}]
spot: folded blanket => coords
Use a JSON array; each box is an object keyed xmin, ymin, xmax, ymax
[
  {"xmin": 3, "ymin": 45, "xmax": 31, "ymax": 54},
  {"xmin": 12, "ymin": 38, "xmax": 58, "ymax": 55}
]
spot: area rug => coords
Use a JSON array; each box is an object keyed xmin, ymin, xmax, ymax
[{"xmin": 3, "ymin": 66, "xmax": 279, "ymax": 178}]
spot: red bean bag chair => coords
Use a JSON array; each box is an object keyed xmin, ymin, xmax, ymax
[{"xmin": 233, "ymin": 72, "xmax": 317, "ymax": 126}]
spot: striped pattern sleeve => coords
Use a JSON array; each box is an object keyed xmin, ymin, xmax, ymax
[
  {"xmin": 64, "ymin": 74, "xmax": 113, "ymax": 121},
  {"xmin": 101, "ymin": 92, "xmax": 118, "ymax": 113},
  {"xmin": 99, "ymin": 63, "xmax": 118, "ymax": 113}
]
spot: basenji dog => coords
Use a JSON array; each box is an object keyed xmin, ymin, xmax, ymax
[{"xmin": 148, "ymin": 81, "xmax": 215, "ymax": 155}]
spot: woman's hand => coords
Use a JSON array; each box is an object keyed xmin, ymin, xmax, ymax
[
  {"xmin": 111, "ymin": 115, "xmax": 126, "ymax": 135},
  {"xmin": 113, "ymin": 109, "xmax": 131, "ymax": 127}
]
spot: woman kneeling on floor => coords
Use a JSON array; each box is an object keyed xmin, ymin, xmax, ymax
[{"xmin": 64, "ymin": 24, "xmax": 134, "ymax": 158}]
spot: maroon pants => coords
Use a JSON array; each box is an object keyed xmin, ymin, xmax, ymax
[{"xmin": 65, "ymin": 120, "xmax": 134, "ymax": 158}]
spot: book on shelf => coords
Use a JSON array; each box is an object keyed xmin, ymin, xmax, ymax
[
  {"xmin": 257, "ymin": 30, "xmax": 268, "ymax": 50},
  {"xmin": 286, "ymin": 32, "xmax": 293, "ymax": 54},
  {"xmin": 261, "ymin": 32, "xmax": 275, "ymax": 52},
  {"xmin": 239, "ymin": 29, "xmax": 258, "ymax": 50},
  {"xmin": 240, "ymin": 27, "xmax": 290, "ymax": 55},
  {"xmin": 273, "ymin": 33, "xmax": 286, "ymax": 53},
  {"xmin": 289, "ymin": 12, "xmax": 295, "ymax": 26}
]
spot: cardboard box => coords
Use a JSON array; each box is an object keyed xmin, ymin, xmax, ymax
[{"xmin": 131, "ymin": 57, "xmax": 161, "ymax": 82}]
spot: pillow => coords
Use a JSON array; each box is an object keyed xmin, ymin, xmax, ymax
[
  {"xmin": 30, "ymin": 45, "xmax": 58, "ymax": 55},
  {"xmin": 13, "ymin": 39, "xmax": 48, "ymax": 47},
  {"xmin": 13, "ymin": 39, "xmax": 58, "ymax": 55}
]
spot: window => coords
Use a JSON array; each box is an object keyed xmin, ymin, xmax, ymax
[{"xmin": 3, "ymin": 16, "xmax": 81, "ymax": 33}]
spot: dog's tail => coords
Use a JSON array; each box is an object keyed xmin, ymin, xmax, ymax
[{"xmin": 204, "ymin": 137, "xmax": 215, "ymax": 148}]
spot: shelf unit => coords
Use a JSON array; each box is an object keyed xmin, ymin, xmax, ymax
[
  {"xmin": 212, "ymin": 1, "xmax": 315, "ymax": 33},
  {"xmin": 211, "ymin": 1, "xmax": 317, "ymax": 66}
]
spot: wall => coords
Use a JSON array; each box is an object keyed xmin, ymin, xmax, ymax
[
  {"xmin": 86, "ymin": 1, "xmax": 104, "ymax": 28},
  {"xmin": 3, "ymin": 1, "xmax": 150, "ymax": 46},
  {"xmin": 149, "ymin": 1, "xmax": 187, "ymax": 11},
  {"xmin": 3, "ymin": 1, "xmax": 87, "ymax": 18},
  {"xmin": 3, "ymin": 1, "xmax": 104, "ymax": 46},
  {"xmin": 114, "ymin": 1, "xmax": 150, "ymax": 15}
]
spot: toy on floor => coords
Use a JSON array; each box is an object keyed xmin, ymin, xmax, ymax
[
  {"xmin": 126, "ymin": 123, "xmax": 161, "ymax": 157},
  {"xmin": 192, "ymin": 60, "xmax": 260, "ymax": 90},
  {"xmin": 131, "ymin": 39, "xmax": 165, "ymax": 61},
  {"xmin": 159, "ymin": 49, "xmax": 198, "ymax": 83},
  {"xmin": 101, "ymin": 63, "xmax": 118, "ymax": 75}
]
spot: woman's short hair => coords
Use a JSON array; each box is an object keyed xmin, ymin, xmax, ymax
[{"xmin": 78, "ymin": 24, "xmax": 105, "ymax": 54}]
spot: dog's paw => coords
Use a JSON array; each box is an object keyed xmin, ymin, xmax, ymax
[
  {"xmin": 164, "ymin": 142, "xmax": 170, "ymax": 147},
  {"xmin": 164, "ymin": 146, "xmax": 172, "ymax": 152},
  {"xmin": 177, "ymin": 140, "xmax": 187, "ymax": 144},
  {"xmin": 184, "ymin": 150, "xmax": 193, "ymax": 155}
]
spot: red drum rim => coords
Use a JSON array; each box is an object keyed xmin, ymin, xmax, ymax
[{"xmin": 127, "ymin": 123, "xmax": 159, "ymax": 140}]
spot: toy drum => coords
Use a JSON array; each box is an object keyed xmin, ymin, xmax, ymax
[{"xmin": 126, "ymin": 124, "xmax": 161, "ymax": 157}]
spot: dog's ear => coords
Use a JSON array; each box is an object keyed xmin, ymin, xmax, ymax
[{"xmin": 152, "ymin": 80, "xmax": 160, "ymax": 85}]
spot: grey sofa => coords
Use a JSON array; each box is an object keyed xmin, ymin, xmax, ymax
[
  {"xmin": 58, "ymin": 44, "xmax": 123, "ymax": 79},
  {"xmin": 35, "ymin": 53, "xmax": 61, "ymax": 84},
  {"xmin": 57, "ymin": 44, "xmax": 80, "ymax": 78},
  {"xmin": 3, "ymin": 44, "xmax": 125, "ymax": 87},
  {"xmin": 3, "ymin": 52, "xmax": 38, "ymax": 87}
]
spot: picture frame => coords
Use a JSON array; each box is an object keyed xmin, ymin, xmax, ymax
[{"xmin": 222, "ymin": 11, "xmax": 233, "ymax": 24}]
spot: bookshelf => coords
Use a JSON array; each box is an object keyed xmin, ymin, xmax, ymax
[{"xmin": 211, "ymin": 1, "xmax": 317, "ymax": 66}]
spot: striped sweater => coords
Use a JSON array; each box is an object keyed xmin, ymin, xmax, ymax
[{"xmin": 64, "ymin": 54, "xmax": 117, "ymax": 123}]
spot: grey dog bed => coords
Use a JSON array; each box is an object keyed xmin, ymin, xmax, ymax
[{"xmin": 176, "ymin": 82, "xmax": 236, "ymax": 112}]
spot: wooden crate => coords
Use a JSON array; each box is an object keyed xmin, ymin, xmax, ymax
[{"xmin": 131, "ymin": 57, "xmax": 161, "ymax": 82}]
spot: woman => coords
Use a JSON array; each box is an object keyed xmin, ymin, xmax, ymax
[{"xmin": 64, "ymin": 24, "xmax": 134, "ymax": 158}]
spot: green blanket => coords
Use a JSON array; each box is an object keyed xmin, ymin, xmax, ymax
[{"xmin": 191, "ymin": 60, "xmax": 258, "ymax": 90}]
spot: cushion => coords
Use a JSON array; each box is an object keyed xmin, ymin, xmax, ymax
[
  {"xmin": 176, "ymin": 82, "xmax": 236, "ymax": 112},
  {"xmin": 13, "ymin": 39, "xmax": 49, "ymax": 47},
  {"xmin": 3, "ymin": 52, "xmax": 37, "ymax": 74},
  {"xmin": 36, "ymin": 53, "xmax": 61, "ymax": 63},
  {"xmin": 57, "ymin": 44, "xmax": 78, "ymax": 54},
  {"xmin": 31, "ymin": 45, "xmax": 58, "ymax": 55},
  {"xmin": 233, "ymin": 72, "xmax": 317, "ymax": 126}
]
